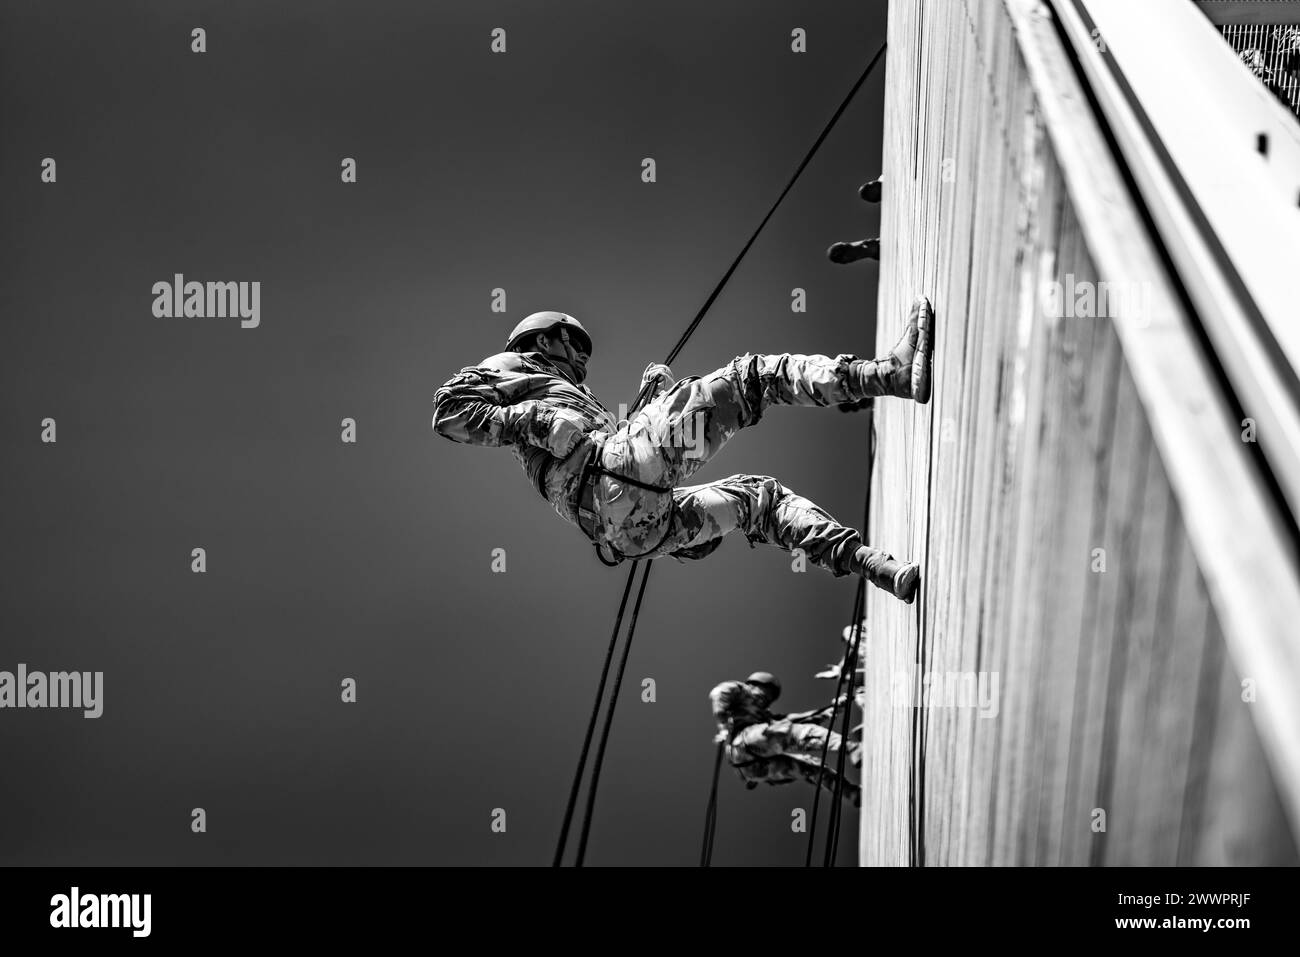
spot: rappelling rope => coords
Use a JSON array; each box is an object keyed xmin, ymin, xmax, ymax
[
  {"xmin": 805, "ymin": 404, "xmax": 874, "ymax": 866},
  {"xmin": 804, "ymin": 586, "xmax": 861, "ymax": 867},
  {"xmin": 644, "ymin": 42, "xmax": 889, "ymax": 385},
  {"xmin": 551, "ymin": 567, "xmax": 637, "ymax": 867},
  {"xmin": 700, "ymin": 742, "xmax": 725, "ymax": 867},
  {"xmin": 553, "ymin": 40, "xmax": 889, "ymax": 868},
  {"xmin": 828, "ymin": 410, "xmax": 877, "ymax": 865},
  {"xmin": 573, "ymin": 560, "xmax": 653, "ymax": 866},
  {"xmin": 910, "ymin": 332, "xmax": 939, "ymax": 867},
  {"xmin": 829, "ymin": 583, "xmax": 867, "ymax": 865}
]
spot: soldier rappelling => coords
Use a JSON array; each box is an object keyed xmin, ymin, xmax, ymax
[
  {"xmin": 709, "ymin": 672, "xmax": 861, "ymax": 804},
  {"xmin": 432, "ymin": 298, "xmax": 935, "ymax": 600}
]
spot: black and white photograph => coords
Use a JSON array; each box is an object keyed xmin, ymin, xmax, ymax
[{"xmin": 1, "ymin": 0, "xmax": 1297, "ymax": 939}]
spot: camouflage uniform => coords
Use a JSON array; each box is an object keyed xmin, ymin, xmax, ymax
[
  {"xmin": 432, "ymin": 349, "xmax": 619, "ymax": 525},
  {"xmin": 710, "ymin": 679, "xmax": 859, "ymax": 803},
  {"xmin": 433, "ymin": 348, "xmax": 896, "ymax": 579}
]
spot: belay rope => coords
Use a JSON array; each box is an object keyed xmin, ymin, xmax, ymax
[{"xmin": 553, "ymin": 40, "xmax": 888, "ymax": 868}]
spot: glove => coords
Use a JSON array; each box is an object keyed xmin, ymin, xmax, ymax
[
  {"xmin": 542, "ymin": 407, "xmax": 590, "ymax": 459},
  {"xmin": 640, "ymin": 362, "xmax": 675, "ymax": 396}
]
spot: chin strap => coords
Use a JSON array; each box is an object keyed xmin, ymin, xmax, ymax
[{"xmin": 556, "ymin": 327, "xmax": 583, "ymax": 381}]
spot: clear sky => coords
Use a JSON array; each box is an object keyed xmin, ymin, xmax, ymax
[{"xmin": 1, "ymin": 0, "xmax": 888, "ymax": 865}]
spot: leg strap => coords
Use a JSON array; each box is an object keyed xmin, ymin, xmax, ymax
[{"xmin": 580, "ymin": 460, "xmax": 676, "ymax": 564}]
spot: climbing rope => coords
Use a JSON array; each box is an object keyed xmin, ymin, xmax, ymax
[
  {"xmin": 640, "ymin": 42, "xmax": 890, "ymax": 390},
  {"xmin": 551, "ymin": 568, "xmax": 637, "ymax": 867},
  {"xmin": 700, "ymin": 742, "xmax": 725, "ymax": 867},
  {"xmin": 805, "ymin": 406, "xmax": 875, "ymax": 866},
  {"xmin": 806, "ymin": 578, "xmax": 866, "ymax": 866},
  {"xmin": 909, "ymin": 346, "xmax": 939, "ymax": 867},
  {"xmin": 553, "ymin": 40, "xmax": 889, "ymax": 868},
  {"xmin": 573, "ymin": 561, "xmax": 653, "ymax": 866},
  {"xmin": 829, "ymin": 579, "xmax": 868, "ymax": 864},
  {"xmin": 829, "ymin": 413, "xmax": 876, "ymax": 865}
]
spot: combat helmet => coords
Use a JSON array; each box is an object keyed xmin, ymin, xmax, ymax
[{"xmin": 505, "ymin": 311, "xmax": 593, "ymax": 357}]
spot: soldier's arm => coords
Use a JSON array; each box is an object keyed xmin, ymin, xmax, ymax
[
  {"xmin": 432, "ymin": 354, "xmax": 582, "ymax": 456},
  {"xmin": 784, "ymin": 724, "xmax": 841, "ymax": 764},
  {"xmin": 784, "ymin": 705, "xmax": 837, "ymax": 725}
]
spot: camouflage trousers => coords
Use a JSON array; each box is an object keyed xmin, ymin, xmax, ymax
[
  {"xmin": 581, "ymin": 352, "xmax": 894, "ymax": 578},
  {"xmin": 727, "ymin": 720, "xmax": 859, "ymax": 802}
]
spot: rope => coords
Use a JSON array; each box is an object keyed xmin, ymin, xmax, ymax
[
  {"xmin": 700, "ymin": 742, "xmax": 725, "ymax": 866},
  {"xmin": 828, "ymin": 412, "xmax": 876, "ymax": 865},
  {"xmin": 910, "ymin": 342, "xmax": 939, "ymax": 867},
  {"xmin": 630, "ymin": 39, "xmax": 889, "ymax": 414},
  {"xmin": 552, "ymin": 568, "xmax": 638, "ymax": 867},
  {"xmin": 806, "ymin": 404, "xmax": 874, "ymax": 866},
  {"xmin": 827, "ymin": 586, "xmax": 867, "ymax": 865},
  {"xmin": 574, "ymin": 561, "xmax": 653, "ymax": 865},
  {"xmin": 555, "ymin": 39, "xmax": 889, "ymax": 867},
  {"xmin": 804, "ymin": 581, "xmax": 860, "ymax": 867}
]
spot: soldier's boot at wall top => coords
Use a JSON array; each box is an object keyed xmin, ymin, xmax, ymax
[
  {"xmin": 851, "ymin": 296, "xmax": 934, "ymax": 404},
  {"xmin": 849, "ymin": 546, "xmax": 922, "ymax": 604}
]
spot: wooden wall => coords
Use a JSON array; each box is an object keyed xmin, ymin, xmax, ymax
[{"xmin": 859, "ymin": 0, "xmax": 1300, "ymax": 866}]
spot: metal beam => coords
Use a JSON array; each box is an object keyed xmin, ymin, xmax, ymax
[{"xmin": 1195, "ymin": 1, "xmax": 1300, "ymax": 25}]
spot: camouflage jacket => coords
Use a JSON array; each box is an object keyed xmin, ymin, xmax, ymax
[
  {"xmin": 432, "ymin": 350, "xmax": 619, "ymax": 528},
  {"xmin": 711, "ymin": 680, "xmax": 840, "ymax": 768}
]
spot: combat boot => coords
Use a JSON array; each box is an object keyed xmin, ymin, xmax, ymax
[
  {"xmin": 850, "ymin": 296, "xmax": 934, "ymax": 404},
  {"xmin": 848, "ymin": 545, "xmax": 921, "ymax": 604},
  {"xmin": 827, "ymin": 237, "xmax": 880, "ymax": 264}
]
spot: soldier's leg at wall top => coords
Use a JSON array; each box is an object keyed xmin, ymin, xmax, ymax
[
  {"xmin": 659, "ymin": 475, "xmax": 921, "ymax": 601},
  {"xmin": 640, "ymin": 352, "xmax": 869, "ymax": 488},
  {"xmin": 662, "ymin": 474, "xmax": 862, "ymax": 576}
]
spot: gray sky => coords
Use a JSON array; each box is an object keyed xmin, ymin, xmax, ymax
[{"xmin": 0, "ymin": 0, "xmax": 887, "ymax": 865}]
